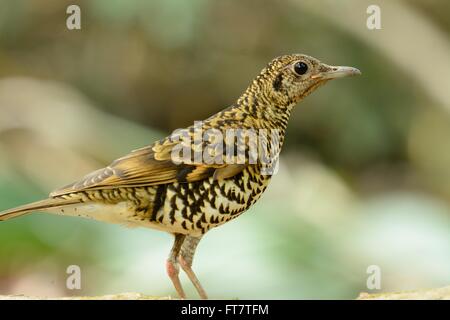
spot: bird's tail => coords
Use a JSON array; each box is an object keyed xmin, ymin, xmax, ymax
[{"xmin": 0, "ymin": 197, "xmax": 82, "ymax": 221}]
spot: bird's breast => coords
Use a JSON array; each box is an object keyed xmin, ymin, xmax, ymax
[{"xmin": 151, "ymin": 165, "xmax": 272, "ymax": 235}]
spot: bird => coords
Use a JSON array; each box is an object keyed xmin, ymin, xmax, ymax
[{"xmin": 0, "ymin": 54, "xmax": 360, "ymax": 299}]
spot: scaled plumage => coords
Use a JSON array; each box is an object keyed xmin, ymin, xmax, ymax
[{"xmin": 0, "ymin": 54, "xmax": 360, "ymax": 299}]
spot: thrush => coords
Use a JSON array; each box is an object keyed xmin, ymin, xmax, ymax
[{"xmin": 0, "ymin": 54, "xmax": 360, "ymax": 299}]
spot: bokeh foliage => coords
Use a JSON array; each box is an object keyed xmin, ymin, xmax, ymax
[{"xmin": 0, "ymin": 0, "xmax": 449, "ymax": 298}]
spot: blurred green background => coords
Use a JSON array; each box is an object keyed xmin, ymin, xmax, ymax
[{"xmin": 0, "ymin": 0, "xmax": 449, "ymax": 299}]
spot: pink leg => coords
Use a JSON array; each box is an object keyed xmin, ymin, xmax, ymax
[
  {"xmin": 166, "ymin": 234, "xmax": 186, "ymax": 299},
  {"xmin": 178, "ymin": 236, "xmax": 208, "ymax": 300}
]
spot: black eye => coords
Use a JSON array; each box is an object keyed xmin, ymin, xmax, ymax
[{"xmin": 293, "ymin": 61, "xmax": 308, "ymax": 75}]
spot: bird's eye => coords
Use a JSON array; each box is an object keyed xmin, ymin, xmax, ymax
[{"xmin": 293, "ymin": 61, "xmax": 308, "ymax": 75}]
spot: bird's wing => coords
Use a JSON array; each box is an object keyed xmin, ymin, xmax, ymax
[{"xmin": 50, "ymin": 137, "xmax": 245, "ymax": 197}]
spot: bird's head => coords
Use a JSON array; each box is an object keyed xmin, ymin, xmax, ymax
[{"xmin": 250, "ymin": 54, "xmax": 361, "ymax": 108}]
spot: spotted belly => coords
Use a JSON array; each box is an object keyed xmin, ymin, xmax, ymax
[
  {"xmin": 48, "ymin": 166, "xmax": 271, "ymax": 236},
  {"xmin": 150, "ymin": 166, "xmax": 271, "ymax": 236}
]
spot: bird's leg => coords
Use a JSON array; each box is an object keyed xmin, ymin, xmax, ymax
[
  {"xmin": 178, "ymin": 235, "xmax": 208, "ymax": 300},
  {"xmin": 166, "ymin": 233, "xmax": 186, "ymax": 299}
]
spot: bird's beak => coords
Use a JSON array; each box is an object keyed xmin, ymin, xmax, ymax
[{"xmin": 311, "ymin": 65, "xmax": 361, "ymax": 80}]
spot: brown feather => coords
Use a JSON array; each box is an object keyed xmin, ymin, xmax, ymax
[
  {"xmin": 0, "ymin": 197, "xmax": 82, "ymax": 221},
  {"xmin": 50, "ymin": 140, "xmax": 235, "ymax": 197}
]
